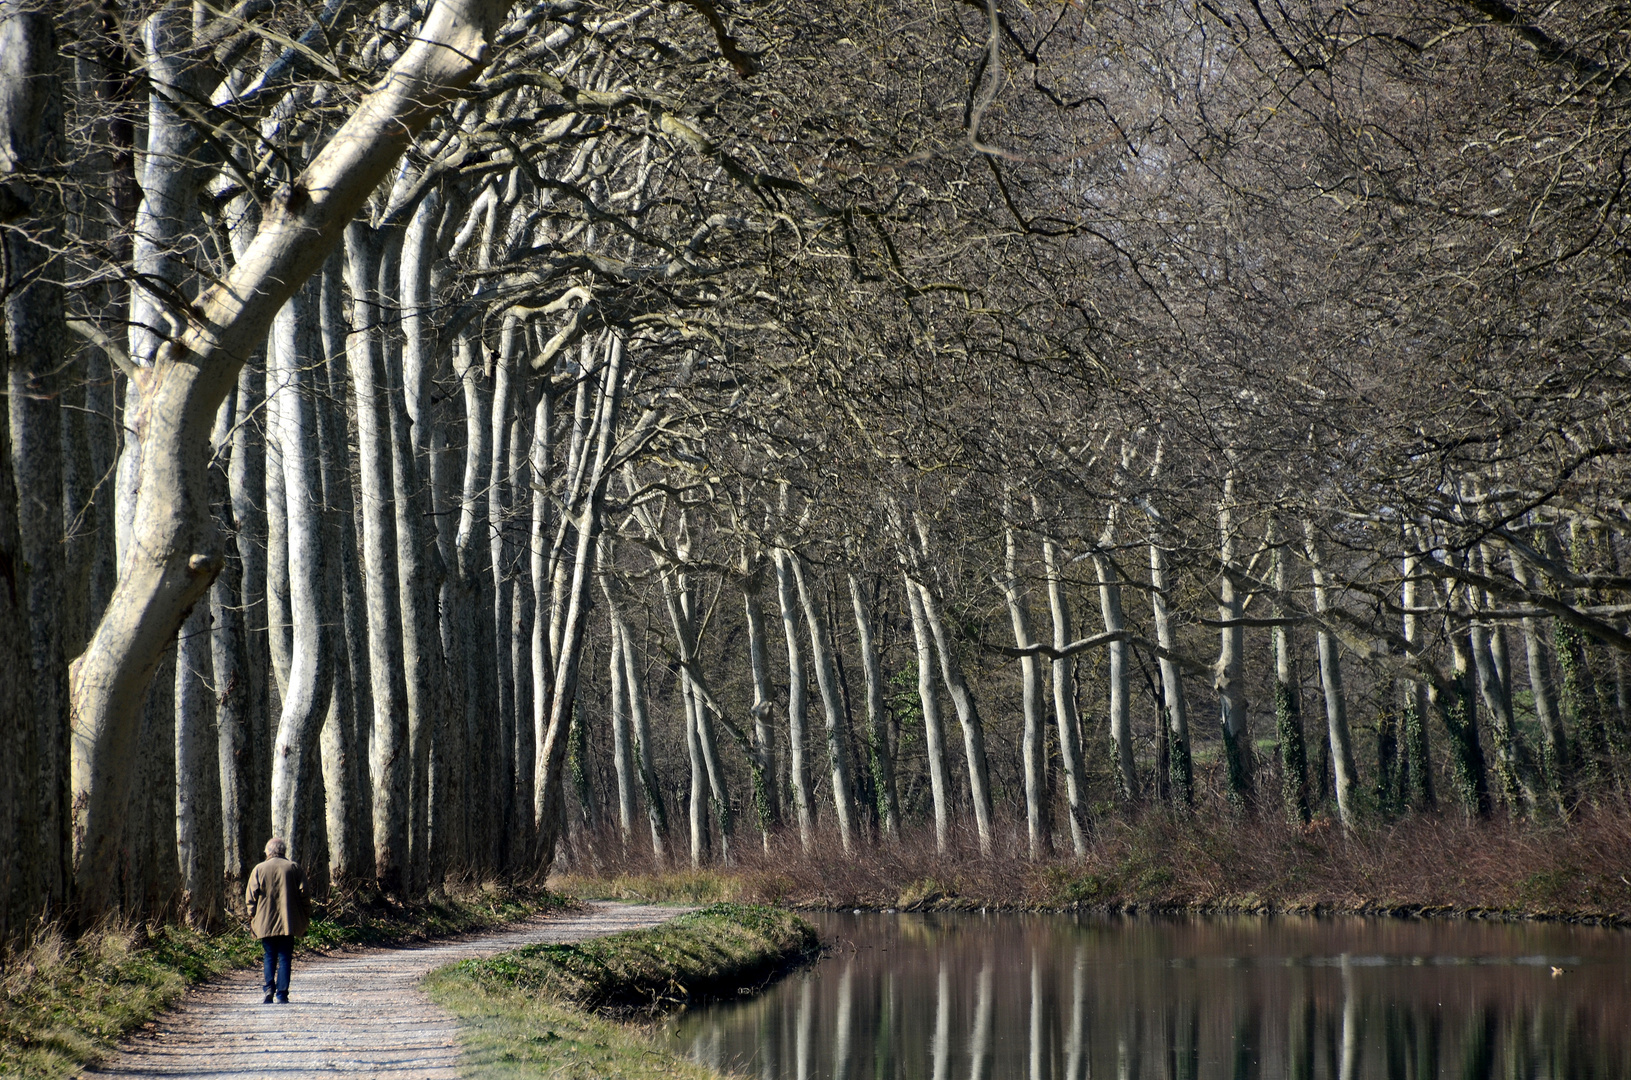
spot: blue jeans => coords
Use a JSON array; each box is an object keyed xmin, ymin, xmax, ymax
[{"xmin": 261, "ymin": 936, "xmax": 294, "ymax": 997}]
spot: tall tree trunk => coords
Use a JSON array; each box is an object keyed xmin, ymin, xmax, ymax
[
  {"xmin": 1215, "ymin": 474, "xmax": 1253, "ymax": 804},
  {"xmin": 792, "ymin": 554, "xmax": 858, "ymax": 853},
  {"xmin": 317, "ymin": 254, "xmax": 371, "ymax": 886},
  {"xmin": 533, "ymin": 337, "xmax": 624, "ymax": 872},
  {"xmin": 995, "ymin": 531, "xmax": 1047, "ymax": 856},
  {"xmin": 488, "ymin": 316, "xmax": 520, "ymax": 870},
  {"xmin": 1271, "ymin": 527, "xmax": 1310, "ymax": 825},
  {"xmin": 210, "ymin": 383, "xmax": 255, "ymax": 885},
  {"xmin": 509, "ymin": 384, "xmax": 536, "ymax": 863},
  {"xmin": 345, "ymin": 221, "xmax": 411, "ymax": 895},
  {"xmin": 1511, "ymin": 552, "xmax": 1569, "ymax": 811},
  {"xmin": 607, "ymin": 602, "xmax": 636, "ymax": 845},
  {"xmin": 2, "ymin": 0, "xmax": 70, "ymax": 917},
  {"xmin": 451, "ymin": 329, "xmax": 491, "ymax": 874},
  {"xmin": 1043, "ymin": 535, "xmax": 1090, "ymax": 850},
  {"xmin": 849, "ymin": 572, "xmax": 900, "ymax": 841},
  {"xmin": 1434, "ymin": 582, "xmax": 1494, "ymax": 818},
  {"xmin": 681, "ymin": 670, "xmax": 710, "ymax": 866},
  {"xmin": 396, "ymin": 204, "xmax": 450, "ymax": 892},
  {"xmin": 1471, "ymin": 543, "xmax": 1532, "ymax": 812},
  {"xmin": 67, "ymin": 0, "xmax": 507, "ymax": 918},
  {"xmin": 913, "ymin": 577, "xmax": 994, "ymax": 854},
  {"xmin": 174, "ymin": 592, "xmax": 221, "ymax": 927},
  {"xmin": 775, "ymin": 548, "xmax": 815, "ymax": 849},
  {"xmin": 742, "ymin": 561, "xmax": 781, "ymax": 848},
  {"xmin": 1305, "ymin": 523, "xmax": 1358, "ymax": 828},
  {"xmin": 903, "ymin": 572, "xmax": 952, "ymax": 853},
  {"xmin": 0, "ymin": 407, "xmax": 42, "ymax": 942},
  {"xmin": 1092, "ymin": 515, "xmax": 1137, "ymax": 803},
  {"xmin": 1400, "ymin": 546, "xmax": 1435, "ymax": 811},
  {"xmin": 1146, "ymin": 535, "xmax": 1192, "ymax": 813},
  {"xmin": 528, "ymin": 363, "xmax": 555, "ymax": 859},
  {"xmin": 267, "ymin": 281, "xmax": 333, "ymax": 861},
  {"xmin": 605, "ymin": 580, "xmax": 667, "ymax": 859}
]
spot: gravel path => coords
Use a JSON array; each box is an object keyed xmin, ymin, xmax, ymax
[{"xmin": 88, "ymin": 902, "xmax": 687, "ymax": 1080}]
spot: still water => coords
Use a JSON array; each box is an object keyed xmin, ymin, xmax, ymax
[{"xmin": 665, "ymin": 910, "xmax": 1631, "ymax": 1079}]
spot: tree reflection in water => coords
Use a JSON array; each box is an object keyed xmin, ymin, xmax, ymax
[{"xmin": 667, "ymin": 911, "xmax": 1630, "ymax": 1079}]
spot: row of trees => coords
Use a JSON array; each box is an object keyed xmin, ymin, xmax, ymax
[{"xmin": 1, "ymin": 0, "xmax": 1627, "ymax": 939}]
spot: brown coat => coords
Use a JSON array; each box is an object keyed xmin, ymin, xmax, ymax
[{"xmin": 245, "ymin": 857, "xmax": 310, "ymax": 939}]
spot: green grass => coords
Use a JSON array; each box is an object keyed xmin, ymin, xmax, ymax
[
  {"xmin": 0, "ymin": 888, "xmax": 567, "ymax": 1079},
  {"xmin": 425, "ymin": 904, "xmax": 818, "ymax": 1079}
]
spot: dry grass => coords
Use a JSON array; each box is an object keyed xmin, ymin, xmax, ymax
[{"xmin": 555, "ymin": 806, "xmax": 1631, "ymax": 922}]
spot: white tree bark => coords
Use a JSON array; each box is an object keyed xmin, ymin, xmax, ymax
[
  {"xmin": 1148, "ymin": 535, "xmax": 1192, "ymax": 811},
  {"xmin": 1304, "ymin": 522, "xmax": 1357, "ymax": 828},
  {"xmin": 742, "ymin": 560, "xmax": 781, "ymax": 848},
  {"xmin": 268, "ymin": 280, "xmax": 334, "ymax": 860},
  {"xmin": 317, "ymin": 254, "xmax": 372, "ymax": 884},
  {"xmin": 849, "ymin": 572, "xmax": 899, "ymax": 841},
  {"xmin": 68, "ymin": 0, "xmax": 509, "ymax": 915},
  {"xmin": 602, "ymin": 564, "xmax": 667, "ymax": 859},
  {"xmin": 995, "ymin": 530, "xmax": 1047, "ymax": 856},
  {"xmin": 775, "ymin": 547, "xmax": 815, "ymax": 849},
  {"xmin": 1511, "ymin": 552, "xmax": 1568, "ymax": 809},
  {"xmin": 174, "ymin": 592, "xmax": 221, "ymax": 927},
  {"xmin": 790, "ymin": 553, "xmax": 858, "ymax": 853},
  {"xmin": 1214, "ymin": 473, "xmax": 1253, "ymax": 802},
  {"xmin": 607, "ymin": 596, "xmax": 636, "ymax": 844},
  {"xmin": 903, "ymin": 572, "xmax": 951, "ymax": 853},
  {"xmin": 344, "ymin": 221, "xmax": 411, "ymax": 894},
  {"xmin": 913, "ymin": 577, "xmax": 994, "ymax": 854},
  {"xmin": 533, "ymin": 336, "xmax": 625, "ymax": 868},
  {"xmin": 1041, "ymin": 535, "xmax": 1089, "ymax": 852},
  {"xmin": 1092, "ymin": 507, "xmax": 1137, "ymax": 803}
]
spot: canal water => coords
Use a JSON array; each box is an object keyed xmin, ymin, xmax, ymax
[{"xmin": 664, "ymin": 910, "xmax": 1630, "ymax": 1079}]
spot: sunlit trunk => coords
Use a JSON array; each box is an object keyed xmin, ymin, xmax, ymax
[
  {"xmin": 904, "ymin": 574, "xmax": 951, "ymax": 853},
  {"xmin": 1043, "ymin": 535, "xmax": 1089, "ymax": 851},
  {"xmin": 344, "ymin": 221, "xmax": 410, "ymax": 894},
  {"xmin": 317, "ymin": 255, "xmax": 371, "ymax": 885},
  {"xmin": 849, "ymin": 572, "xmax": 899, "ymax": 840},
  {"xmin": 1271, "ymin": 526, "xmax": 1310, "ymax": 824},
  {"xmin": 996, "ymin": 529, "xmax": 1048, "ymax": 856},
  {"xmin": 1148, "ymin": 535, "xmax": 1193, "ymax": 811},
  {"xmin": 1215, "ymin": 473, "xmax": 1253, "ymax": 802},
  {"xmin": 743, "ymin": 562, "xmax": 781, "ymax": 848},
  {"xmin": 1511, "ymin": 551, "xmax": 1569, "ymax": 810},
  {"xmin": 1092, "ymin": 533, "xmax": 1137, "ymax": 802},
  {"xmin": 914, "ymin": 577, "xmax": 994, "ymax": 854},
  {"xmin": 1305, "ymin": 522, "xmax": 1357, "ymax": 828},
  {"xmin": 267, "ymin": 281, "xmax": 334, "ymax": 860},
  {"xmin": 776, "ymin": 548, "xmax": 815, "ymax": 848},
  {"xmin": 791, "ymin": 553, "xmax": 858, "ymax": 852}
]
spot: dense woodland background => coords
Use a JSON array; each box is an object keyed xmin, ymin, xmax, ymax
[{"xmin": 1, "ymin": 0, "xmax": 1627, "ymax": 940}]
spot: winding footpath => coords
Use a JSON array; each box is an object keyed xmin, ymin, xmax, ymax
[{"xmin": 89, "ymin": 902, "xmax": 685, "ymax": 1079}]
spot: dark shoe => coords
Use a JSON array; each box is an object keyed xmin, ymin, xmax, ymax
[
  {"xmin": 263, "ymin": 992, "xmax": 274, "ymax": 1004},
  {"xmin": 275, "ymin": 994, "xmax": 288, "ymax": 1004}
]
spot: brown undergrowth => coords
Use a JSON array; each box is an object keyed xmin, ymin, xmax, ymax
[{"xmin": 554, "ymin": 806, "xmax": 1631, "ymax": 924}]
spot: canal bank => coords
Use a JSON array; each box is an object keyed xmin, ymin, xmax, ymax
[{"xmin": 552, "ymin": 809, "xmax": 1631, "ymax": 928}]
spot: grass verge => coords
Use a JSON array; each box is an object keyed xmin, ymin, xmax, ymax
[
  {"xmin": 0, "ymin": 887, "xmax": 568, "ymax": 1079},
  {"xmin": 423, "ymin": 904, "xmax": 818, "ymax": 1079}
]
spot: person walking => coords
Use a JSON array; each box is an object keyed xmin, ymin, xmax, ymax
[{"xmin": 245, "ymin": 838, "xmax": 310, "ymax": 1003}]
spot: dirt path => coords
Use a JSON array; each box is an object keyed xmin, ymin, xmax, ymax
[{"xmin": 88, "ymin": 902, "xmax": 687, "ymax": 1079}]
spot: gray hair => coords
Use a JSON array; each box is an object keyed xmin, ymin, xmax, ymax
[{"xmin": 264, "ymin": 837, "xmax": 288, "ymax": 858}]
